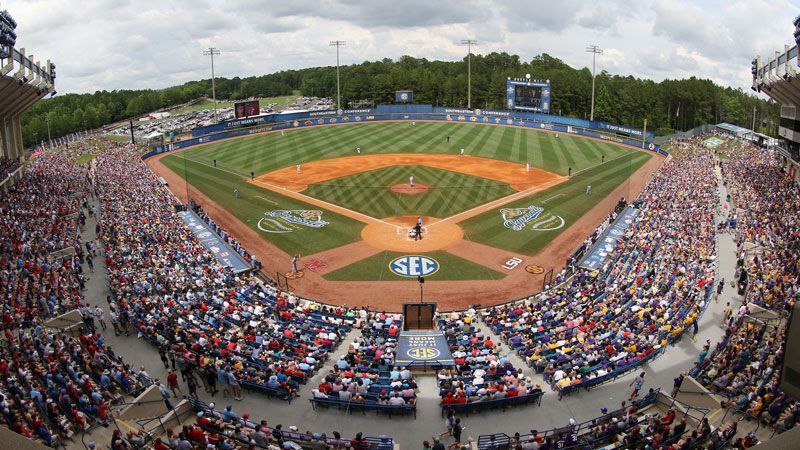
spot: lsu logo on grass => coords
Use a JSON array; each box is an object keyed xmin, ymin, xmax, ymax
[
  {"xmin": 501, "ymin": 205, "xmax": 565, "ymax": 232},
  {"xmin": 257, "ymin": 210, "xmax": 329, "ymax": 234},
  {"xmin": 389, "ymin": 255, "xmax": 440, "ymax": 277}
]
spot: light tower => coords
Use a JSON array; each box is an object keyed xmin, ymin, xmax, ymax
[
  {"xmin": 203, "ymin": 47, "xmax": 221, "ymax": 122},
  {"xmin": 461, "ymin": 39, "xmax": 478, "ymax": 109},
  {"xmin": 586, "ymin": 45, "xmax": 603, "ymax": 121},
  {"xmin": 330, "ymin": 40, "xmax": 346, "ymax": 110}
]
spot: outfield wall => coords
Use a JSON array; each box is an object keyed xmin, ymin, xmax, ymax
[{"xmin": 143, "ymin": 107, "xmax": 665, "ymax": 160}]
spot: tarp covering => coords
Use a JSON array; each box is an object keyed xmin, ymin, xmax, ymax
[
  {"xmin": 178, "ymin": 210, "xmax": 252, "ymax": 273},
  {"xmin": 394, "ymin": 331, "xmax": 454, "ymax": 367},
  {"xmin": 578, "ymin": 206, "xmax": 639, "ymax": 270}
]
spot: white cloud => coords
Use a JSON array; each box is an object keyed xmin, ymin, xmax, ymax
[{"xmin": 3, "ymin": 0, "xmax": 798, "ymax": 94}]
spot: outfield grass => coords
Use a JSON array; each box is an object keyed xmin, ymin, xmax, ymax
[
  {"xmin": 323, "ymin": 251, "xmax": 506, "ymax": 281},
  {"xmin": 460, "ymin": 152, "xmax": 652, "ymax": 254},
  {"xmin": 169, "ymin": 94, "xmax": 299, "ymax": 114},
  {"xmin": 160, "ymin": 155, "xmax": 364, "ymax": 255},
  {"xmin": 302, "ymin": 165, "xmax": 515, "ymax": 218},
  {"xmin": 182, "ymin": 122, "xmax": 634, "ymax": 177}
]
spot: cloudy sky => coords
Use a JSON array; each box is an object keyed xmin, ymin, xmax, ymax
[{"xmin": 4, "ymin": 0, "xmax": 798, "ymax": 95}]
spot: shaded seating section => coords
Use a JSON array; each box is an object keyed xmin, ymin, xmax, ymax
[
  {"xmin": 437, "ymin": 310, "xmax": 544, "ymax": 413},
  {"xmin": 0, "ymin": 156, "xmax": 20, "ymax": 178},
  {"xmin": 311, "ymin": 311, "xmax": 417, "ymax": 417},
  {"xmin": 188, "ymin": 397, "xmax": 395, "ymax": 449},
  {"xmin": 483, "ymin": 146, "xmax": 718, "ymax": 398},
  {"xmin": 693, "ymin": 317, "xmax": 798, "ymax": 434},
  {"xmin": 0, "ymin": 148, "xmax": 89, "ymax": 329},
  {"xmin": 0, "ymin": 327, "xmax": 146, "ymax": 448},
  {"xmin": 477, "ymin": 389, "xmax": 737, "ymax": 450},
  {"xmin": 95, "ymin": 144, "xmax": 354, "ymax": 401}
]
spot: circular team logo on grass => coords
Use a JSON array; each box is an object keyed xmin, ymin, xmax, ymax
[
  {"xmin": 389, "ymin": 255, "xmax": 440, "ymax": 277},
  {"xmin": 525, "ymin": 265, "xmax": 545, "ymax": 274},
  {"xmin": 407, "ymin": 347, "xmax": 440, "ymax": 360}
]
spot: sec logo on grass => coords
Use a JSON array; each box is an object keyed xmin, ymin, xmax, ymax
[{"xmin": 389, "ymin": 255, "xmax": 440, "ymax": 277}]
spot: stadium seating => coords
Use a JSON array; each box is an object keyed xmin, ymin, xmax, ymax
[
  {"xmin": 311, "ymin": 311, "xmax": 419, "ymax": 417},
  {"xmin": 437, "ymin": 310, "xmax": 545, "ymax": 413},
  {"xmin": 484, "ymin": 145, "xmax": 718, "ymax": 399},
  {"xmin": 95, "ymin": 143, "xmax": 354, "ymax": 403}
]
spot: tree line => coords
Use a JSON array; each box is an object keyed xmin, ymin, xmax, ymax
[{"xmin": 20, "ymin": 52, "xmax": 778, "ymax": 147}]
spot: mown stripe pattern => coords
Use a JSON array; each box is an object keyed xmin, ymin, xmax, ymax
[{"xmin": 302, "ymin": 165, "xmax": 516, "ymax": 219}]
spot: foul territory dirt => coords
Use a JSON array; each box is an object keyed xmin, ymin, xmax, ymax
[{"xmin": 256, "ymin": 153, "xmax": 563, "ymax": 191}]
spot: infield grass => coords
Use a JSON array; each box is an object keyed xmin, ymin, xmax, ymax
[
  {"xmin": 160, "ymin": 155, "xmax": 363, "ymax": 255},
  {"xmin": 182, "ymin": 121, "xmax": 634, "ymax": 177},
  {"xmin": 323, "ymin": 251, "xmax": 506, "ymax": 281},
  {"xmin": 303, "ymin": 165, "xmax": 515, "ymax": 218},
  {"xmin": 460, "ymin": 152, "xmax": 652, "ymax": 254}
]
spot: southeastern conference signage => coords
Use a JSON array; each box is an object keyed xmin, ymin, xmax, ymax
[
  {"xmin": 388, "ymin": 255, "xmax": 440, "ymax": 277},
  {"xmin": 395, "ymin": 331, "xmax": 454, "ymax": 367}
]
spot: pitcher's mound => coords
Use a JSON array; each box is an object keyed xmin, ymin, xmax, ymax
[
  {"xmin": 361, "ymin": 216, "xmax": 463, "ymax": 252},
  {"xmin": 390, "ymin": 183, "xmax": 428, "ymax": 195}
]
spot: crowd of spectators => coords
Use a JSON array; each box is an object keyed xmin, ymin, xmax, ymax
[
  {"xmin": 438, "ymin": 310, "xmax": 540, "ymax": 406},
  {"xmin": 182, "ymin": 399, "xmax": 392, "ymax": 450},
  {"xmin": 721, "ymin": 142, "xmax": 799, "ymax": 314},
  {"xmin": 483, "ymin": 144, "xmax": 718, "ymax": 396},
  {"xmin": 0, "ymin": 147, "xmax": 91, "ymax": 328},
  {"xmin": 480, "ymin": 389, "xmax": 737, "ymax": 450},
  {"xmin": 0, "ymin": 156, "xmax": 20, "ymax": 179},
  {"xmin": 313, "ymin": 311, "xmax": 418, "ymax": 408},
  {"xmin": 0, "ymin": 323, "xmax": 146, "ymax": 447},
  {"xmin": 95, "ymin": 142, "xmax": 354, "ymax": 403},
  {"xmin": 695, "ymin": 316, "xmax": 798, "ymax": 434}
]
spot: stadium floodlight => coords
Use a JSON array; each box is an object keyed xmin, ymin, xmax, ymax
[
  {"xmin": 203, "ymin": 47, "xmax": 221, "ymax": 123},
  {"xmin": 461, "ymin": 39, "xmax": 478, "ymax": 109},
  {"xmin": 329, "ymin": 40, "xmax": 346, "ymax": 110},
  {"xmin": 586, "ymin": 45, "xmax": 603, "ymax": 121}
]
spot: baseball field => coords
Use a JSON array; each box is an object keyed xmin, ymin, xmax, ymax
[{"xmin": 149, "ymin": 121, "xmax": 661, "ymax": 308}]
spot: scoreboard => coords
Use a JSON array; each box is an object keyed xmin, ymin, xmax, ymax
[
  {"xmin": 234, "ymin": 100, "xmax": 260, "ymax": 119},
  {"xmin": 506, "ymin": 78, "xmax": 551, "ymax": 113}
]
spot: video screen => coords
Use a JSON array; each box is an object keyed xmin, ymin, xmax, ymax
[{"xmin": 514, "ymin": 85, "xmax": 543, "ymax": 109}]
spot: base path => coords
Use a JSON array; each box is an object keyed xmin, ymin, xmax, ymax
[{"xmin": 256, "ymin": 153, "xmax": 564, "ymax": 191}]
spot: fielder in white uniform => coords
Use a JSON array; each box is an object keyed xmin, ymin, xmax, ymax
[{"xmin": 409, "ymin": 176, "xmax": 414, "ymax": 187}]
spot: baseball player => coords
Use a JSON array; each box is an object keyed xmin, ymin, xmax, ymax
[
  {"xmin": 409, "ymin": 175, "xmax": 414, "ymax": 187},
  {"xmin": 291, "ymin": 254, "xmax": 299, "ymax": 274},
  {"xmin": 586, "ymin": 185, "xmax": 592, "ymax": 195},
  {"xmin": 233, "ymin": 188, "xmax": 240, "ymax": 198},
  {"xmin": 460, "ymin": 148, "xmax": 464, "ymax": 156},
  {"xmin": 296, "ymin": 164, "xmax": 301, "ymax": 174},
  {"xmin": 526, "ymin": 162, "xmax": 530, "ymax": 173},
  {"xmin": 356, "ymin": 147, "xmax": 361, "ymax": 154}
]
